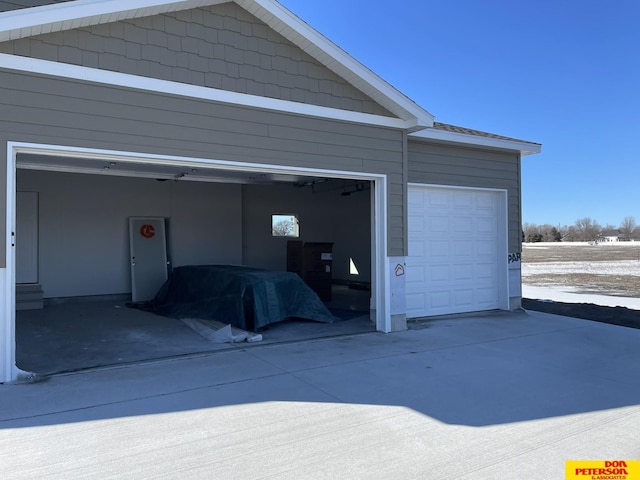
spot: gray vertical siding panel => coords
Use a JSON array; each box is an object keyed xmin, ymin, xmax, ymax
[
  {"xmin": 0, "ymin": 4, "xmax": 392, "ymax": 117},
  {"xmin": 408, "ymin": 141, "xmax": 522, "ymax": 253},
  {"xmin": 0, "ymin": 70, "xmax": 405, "ymax": 255}
]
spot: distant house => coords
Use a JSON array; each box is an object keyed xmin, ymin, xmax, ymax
[{"xmin": 598, "ymin": 229, "xmax": 627, "ymax": 243}]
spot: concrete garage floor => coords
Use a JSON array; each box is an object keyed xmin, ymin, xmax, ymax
[
  {"xmin": 15, "ymin": 286, "xmax": 373, "ymax": 375},
  {"xmin": 2, "ymin": 309, "xmax": 640, "ymax": 479}
]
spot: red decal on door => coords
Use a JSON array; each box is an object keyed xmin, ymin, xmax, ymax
[{"xmin": 140, "ymin": 224, "xmax": 156, "ymax": 239}]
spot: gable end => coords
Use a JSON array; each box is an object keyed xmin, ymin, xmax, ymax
[{"xmin": 0, "ymin": 3, "xmax": 394, "ymax": 117}]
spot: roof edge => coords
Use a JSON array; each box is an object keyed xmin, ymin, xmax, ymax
[
  {"xmin": 237, "ymin": 0, "xmax": 434, "ymax": 127},
  {"xmin": 409, "ymin": 123, "xmax": 542, "ymax": 156},
  {"xmin": 0, "ymin": 0, "xmax": 224, "ymax": 41}
]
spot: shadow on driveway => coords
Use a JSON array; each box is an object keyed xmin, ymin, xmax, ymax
[{"xmin": 3, "ymin": 309, "xmax": 640, "ymax": 429}]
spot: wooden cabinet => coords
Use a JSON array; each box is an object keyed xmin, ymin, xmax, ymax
[{"xmin": 287, "ymin": 241, "xmax": 333, "ymax": 301}]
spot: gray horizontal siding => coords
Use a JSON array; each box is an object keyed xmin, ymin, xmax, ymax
[
  {"xmin": 0, "ymin": 69, "xmax": 404, "ymax": 265},
  {"xmin": 408, "ymin": 140, "xmax": 522, "ymax": 253},
  {"xmin": 0, "ymin": 3, "xmax": 393, "ymax": 117}
]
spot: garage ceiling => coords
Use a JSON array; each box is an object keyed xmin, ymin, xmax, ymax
[{"xmin": 16, "ymin": 152, "xmax": 335, "ymax": 187}]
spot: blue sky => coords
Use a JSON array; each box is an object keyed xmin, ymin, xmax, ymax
[{"xmin": 278, "ymin": 0, "xmax": 640, "ymax": 228}]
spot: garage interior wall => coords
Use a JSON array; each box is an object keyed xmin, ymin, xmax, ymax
[
  {"xmin": 15, "ymin": 169, "xmax": 373, "ymax": 299},
  {"xmin": 241, "ymin": 183, "xmax": 371, "ymax": 283},
  {"xmin": 16, "ymin": 169, "xmax": 243, "ymax": 298}
]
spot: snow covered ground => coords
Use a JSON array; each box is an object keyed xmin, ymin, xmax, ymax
[
  {"xmin": 522, "ymin": 242, "xmax": 640, "ymax": 310},
  {"xmin": 522, "ymin": 285, "xmax": 640, "ymax": 310},
  {"xmin": 523, "ymin": 260, "xmax": 640, "ymax": 276}
]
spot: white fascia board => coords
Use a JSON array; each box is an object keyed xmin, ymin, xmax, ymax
[
  {"xmin": 0, "ymin": 53, "xmax": 410, "ymax": 129},
  {"xmin": 0, "ymin": 0, "xmax": 225, "ymax": 41},
  {"xmin": 409, "ymin": 128, "xmax": 542, "ymax": 156}
]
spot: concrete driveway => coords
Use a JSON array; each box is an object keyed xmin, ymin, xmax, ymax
[{"xmin": 1, "ymin": 309, "xmax": 639, "ymax": 479}]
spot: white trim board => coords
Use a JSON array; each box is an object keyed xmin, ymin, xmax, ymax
[
  {"xmin": 13, "ymin": 142, "xmax": 385, "ymax": 180},
  {"xmin": 0, "ymin": 53, "xmax": 410, "ymax": 130}
]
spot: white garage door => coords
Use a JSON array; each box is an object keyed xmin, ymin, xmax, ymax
[{"xmin": 406, "ymin": 185, "xmax": 505, "ymax": 318}]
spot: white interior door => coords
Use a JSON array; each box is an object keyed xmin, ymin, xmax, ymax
[
  {"xmin": 129, "ymin": 217, "xmax": 169, "ymax": 302},
  {"xmin": 16, "ymin": 191, "xmax": 39, "ymax": 284}
]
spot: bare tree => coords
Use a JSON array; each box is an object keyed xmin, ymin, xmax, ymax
[
  {"xmin": 523, "ymin": 223, "xmax": 569, "ymax": 242},
  {"xmin": 563, "ymin": 225, "xmax": 578, "ymax": 242},
  {"xmin": 523, "ymin": 223, "xmax": 540, "ymax": 242},
  {"xmin": 620, "ymin": 216, "xmax": 637, "ymax": 240},
  {"xmin": 574, "ymin": 217, "xmax": 601, "ymax": 242},
  {"xmin": 272, "ymin": 219, "xmax": 294, "ymax": 236}
]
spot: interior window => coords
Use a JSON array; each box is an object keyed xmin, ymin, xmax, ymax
[{"xmin": 272, "ymin": 214, "xmax": 299, "ymax": 237}]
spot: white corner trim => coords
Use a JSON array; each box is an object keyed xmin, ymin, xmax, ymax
[
  {"xmin": 2, "ymin": 142, "xmax": 16, "ymax": 383},
  {"xmin": 409, "ymin": 128, "xmax": 541, "ymax": 156},
  {"xmin": 373, "ymin": 175, "xmax": 391, "ymax": 333},
  {"xmin": 0, "ymin": 53, "xmax": 410, "ymax": 129}
]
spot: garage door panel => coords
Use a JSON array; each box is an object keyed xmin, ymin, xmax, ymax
[
  {"xmin": 476, "ymin": 217, "xmax": 497, "ymax": 234},
  {"xmin": 453, "ymin": 289, "xmax": 474, "ymax": 307},
  {"xmin": 408, "ymin": 214, "xmax": 425, "ymax": 232},
  {"xmin": 453, "ymin": 264, "xmax": 473, "ymax": 281},
  {"xmin": 430, "ymin": 290, "xmax": 451, "ymax": 309},
  {"xmin": 429, "ymin": 264, "xmax": 450, "ymax": 282},
  {"xmin": 453, "ymin": 193, "xmax": 473, "ymax": 208},
  {"xmin": 408, "ymin": 239, "xmax": 426, "ymax": 257},
  {"xmin": 428, "ymin": 216, "xmax": 450, "ymax": 233},
  {"xmin": 427, "ymin": 191, "xmax": 450, "ymax": 208},
  {"xmin": 428, "ymin": 240, "xmax": 450, "ymax": 258},
  {"xmin": 477, "ymin": 192, "xmax": 497, "ymax": 209},
  {"xmin": 476, "ymin": 240, "xmax": 497, "ymax": 257},
  {"xmin": 407, "ymin": 185, "xmax": 503, "ymax": 318},
  {"xmin": 406, "ymin": 292, "xmax": 426, "ymax": 313},
  {"xmin": 453, "ymin": 217, "xmax": 474, "ymax": 234},
  {"xmin": 407, "ymin": 192, "xmax": 424, "ymax": 209},
  {"xmin": 476, "ymin": 287, "xmax": 498, "ymax": 304},
  {"xmin": 453, "ymin": 240, "xmax": 473, "ymax": 256},
  {"xmin": 406, "ymin": 264, "xmax": 426, "ymax": 283},
  {"xmin": 476, "ymin": 263, "xmax": 496, "ymax": 279}
]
